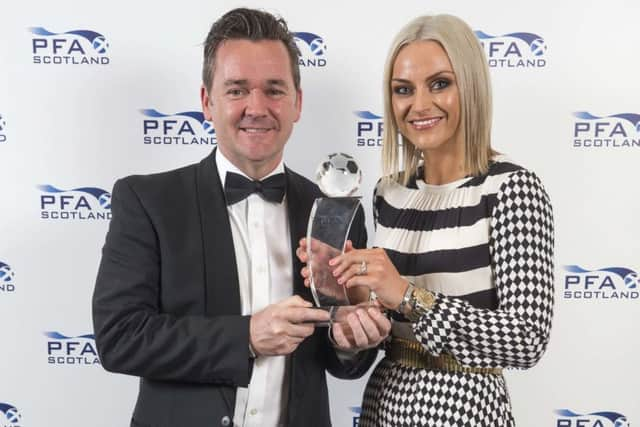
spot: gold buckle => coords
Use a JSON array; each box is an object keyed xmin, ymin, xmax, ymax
[{"xmin": 386, "ymin": 338, "xmax": 502, "ymax": 375}]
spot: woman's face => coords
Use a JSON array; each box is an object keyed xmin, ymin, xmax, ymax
[{"xmin": 391, "ymin": 40, "xmax": 462, "ymax": 156}]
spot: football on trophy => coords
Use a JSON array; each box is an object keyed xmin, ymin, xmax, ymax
[{"xmin": 315, "ymin": 153, "xmax": 362, "ymax": 197}]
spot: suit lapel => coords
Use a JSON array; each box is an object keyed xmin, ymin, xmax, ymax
[
  {"xmin": 196, "ymin": 148, "xmax": 241, "ymax": 316},
  {"xmin": 196, "ymin": 149, "xmax": 240, "ymax": 412},
  {"xmin": 285, "ymin": 167, "xmax": 314, "ymax": 300}
]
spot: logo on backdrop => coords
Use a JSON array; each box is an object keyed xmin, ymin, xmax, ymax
[
  {"xmin": 349, "ymin": 407, "xmax": 361, "ymax": 427},
  {"xmin": 475, "ymin": 30, "xmax": 547, "ymax": 68},
  {"xmin": 0, "ymin": 261, "xmax": 16, "ymax": 293},
  {"xmin": 355, "ymin": 111, "xmax": 383, "ymax": 148},
  {"xmin": 0, "ymin": 403, "xmax": 22, "ymax": 427},
  {"xmin": 0, "ymin": 114, "xmax": 6, "ymax": 144},
  {"xmin": 45, "ymin": 331, "xmax": 100, "ymax": 365},
  {"xmin": 30, "ymin": 26, "xmax": 110, "ymax": 65},
  {"xmin": 555, "ymin": 409, "xmax": 629, "ymax": 426},
  {"xmin": 293, "ymin": 32, "xmax": 327, "ymax": 68},
  {"xmin": 572, "ymin": 112, "xmax": 640, "ymax": 148},
  {"xmin": 140, "ymin": 109, "xmax": 216, "ymax": 146},
  {"xmin": 38, "ymin": 184, "xmax": 111, "ymax": 220},
  {"xmin": 563, "ymin": 265, "xmax": 639, "ymax": 300}
]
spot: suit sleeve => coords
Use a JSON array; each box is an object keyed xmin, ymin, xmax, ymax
[{"xmin": 92, "ymin": 178, "xmax": 253, "ymax": 386}]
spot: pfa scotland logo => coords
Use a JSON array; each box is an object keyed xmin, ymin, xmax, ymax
[
  {"xmin": 140, "ymin": 109, "xmax": 216, "ymax": 146},
  {"xmin": 555, "ymin": 409, "xmax": 629, "ymax": 427},
  {"xmin": 0, "ymin": 261, "xmax": 16, "ymax": 293},
  {"xmin": 45, "ymin": 331, "xmax": 100, "ymax": 366},
  {"xmin": 293, "ymin": 32, "xmax": 327, "ymax": 67},
  {"xmin": 354, "ymin": 111, "xmax": 383, "ymax": 148},
  {"xmin": 563, "ymin": 265, "xmax": 639, "ymax": 300},
  {"xmin": 0, "ymin": 403, "xmax": 22, "ymax": 427},
  {"xmin": 30, "ymin": 26, "xmax": 110, "ymax": 65},
  {"xmin": 0, "ymin": 114, "xmax": 6, "ymax": 143},
  {"xmin": 572, "ymin": 112, "xmax": 640, "ymax": 148},
  {"xmin": 38, "ymin": 184, "xmax": 111, "ymax": 220},
  {"xmin": 475, "ymin": 30, "xmax": 547, "ymax": 68}
]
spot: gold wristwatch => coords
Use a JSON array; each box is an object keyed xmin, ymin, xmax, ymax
[{"xmin": 404, "ymin": 286, "xmax": 436, "ymax": 322}]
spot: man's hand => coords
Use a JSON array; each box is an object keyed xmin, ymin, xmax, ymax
[
  {"xmin": 331, "ymin": 302, "xmax": 391, "ymax": 352},
  {"xmin": 250, "ymin": 295, "xmax": 330, "ymax": 357}
]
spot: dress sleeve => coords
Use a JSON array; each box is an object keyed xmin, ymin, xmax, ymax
[{"xmin": 412, "ymin": 169, "xmax": 555, "ymax": 369}]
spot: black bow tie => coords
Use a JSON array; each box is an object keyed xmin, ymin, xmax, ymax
[{"xmin": 224, "ymin": 172, "xmax": 286, "ymax": 205}]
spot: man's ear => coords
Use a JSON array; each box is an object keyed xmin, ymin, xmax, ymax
[
  {"xmin": 200, "ymin": 85, "xmax": 213, "ymax": 121},
  {"xmin": 294, "ymin": 88, "xmax": 303, "ymax": 122}
]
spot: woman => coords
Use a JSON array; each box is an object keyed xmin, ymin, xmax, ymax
[{"xmin": 304, "ymin": 14, "xmax": 554, "ymax": 426}]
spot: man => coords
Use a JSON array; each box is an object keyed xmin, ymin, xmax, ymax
[{"xmin": 92, "ymin": 7, "xmax": 390, "ymax": 427}]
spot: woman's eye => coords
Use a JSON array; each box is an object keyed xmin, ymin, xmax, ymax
[
  {"xmin": 392, "ymin": 86, "xmax": 412, "ymax": 95},
  {"xmin": 432, "ymin": 79, "xmax": 450, "ymax": 90}
]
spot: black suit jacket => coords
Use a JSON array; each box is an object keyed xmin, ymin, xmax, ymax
[{"xmin": 92, "ymin": 149, "xmax": 375, "ymax": 427}]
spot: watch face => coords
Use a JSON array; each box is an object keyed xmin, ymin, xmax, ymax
[
  {"xmin": 415, "ymin": 288, "xmax": 435, "ymax": 309},
  {"xmin": 405, "ymin": 288, "xmax": 436, "ymax": 322}
]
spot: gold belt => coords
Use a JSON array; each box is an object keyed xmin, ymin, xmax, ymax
[{"xmin": 385, "ymin": 337, "xmax": 503, "ymax": 375}]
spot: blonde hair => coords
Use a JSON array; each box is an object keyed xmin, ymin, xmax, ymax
[{"xmin": 381, "ymin": 14, "xmax": 495, "ymax": 184}]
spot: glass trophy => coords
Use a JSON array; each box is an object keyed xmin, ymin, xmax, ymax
[{"xmin": 306, "ymin": 153, "xmax": 365, "ymax": 326}]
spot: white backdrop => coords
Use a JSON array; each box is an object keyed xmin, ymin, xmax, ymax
[{"xmin": 1, "ymin": 1, "xmax": 639, "ymax": 426}]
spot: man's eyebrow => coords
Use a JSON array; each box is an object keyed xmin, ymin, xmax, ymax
[
  {"xmin": 223, "ymin": 79, "xmax": 289, "ymax": 87},
  {"xmin": 223, "ymin": 79, "xmax": 249, "ymax": 86},
  {"xmin": 266, "ymin": 79, "xmax": 288, "ymax": 87}
]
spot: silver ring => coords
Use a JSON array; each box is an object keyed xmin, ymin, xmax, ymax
[{"xmin": 358, "ymin": 260, "xmax": 367, "ymax": 276}]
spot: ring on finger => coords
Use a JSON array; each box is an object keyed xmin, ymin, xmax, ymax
[{"xmin": 357, "ymin": 260, "xmax": 367, "ymax": 276}]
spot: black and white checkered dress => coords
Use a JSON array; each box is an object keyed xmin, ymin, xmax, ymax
[{"xmin": 359, "ymin": 157, "xmax": 555, "ymax": 426}]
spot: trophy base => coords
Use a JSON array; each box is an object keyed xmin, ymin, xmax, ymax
[{"xmin": 307, "ymin": 303, "xmax": 381, "ymax": 327}]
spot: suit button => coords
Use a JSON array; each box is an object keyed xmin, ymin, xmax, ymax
[{"xmin": 221, "ymin": 415, "xmax": 231, "ymax": 426}]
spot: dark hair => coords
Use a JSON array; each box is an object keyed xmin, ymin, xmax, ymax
[{"xmin": 202, "ymin": 8, "xmax": 301, "ymax": 91}]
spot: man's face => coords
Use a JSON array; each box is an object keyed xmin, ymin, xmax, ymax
[{"xmin": 201, "ymin": 39, "xmax": 302, "ymax": 179}]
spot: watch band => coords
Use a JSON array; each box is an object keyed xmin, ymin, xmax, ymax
[{"xmin": 396, "ymin": 281, "xmax": 415, "ymax": 315}]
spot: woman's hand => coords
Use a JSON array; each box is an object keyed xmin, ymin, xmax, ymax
[
  {"xmin": 296, "ymin": 237, "xmax": 338, "ymax": 287},
  {"xmin": 296, "ymin": 238, "xmax": 370, "ymax": 304},
  {"xmin": 330, "ymin": 247, "xmax": 409, "ymax": 310}
]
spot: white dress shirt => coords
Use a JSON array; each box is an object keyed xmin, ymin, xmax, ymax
[{"xmin": 216, "ymin": 150, "xmax": 291, "ymax": 427}]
